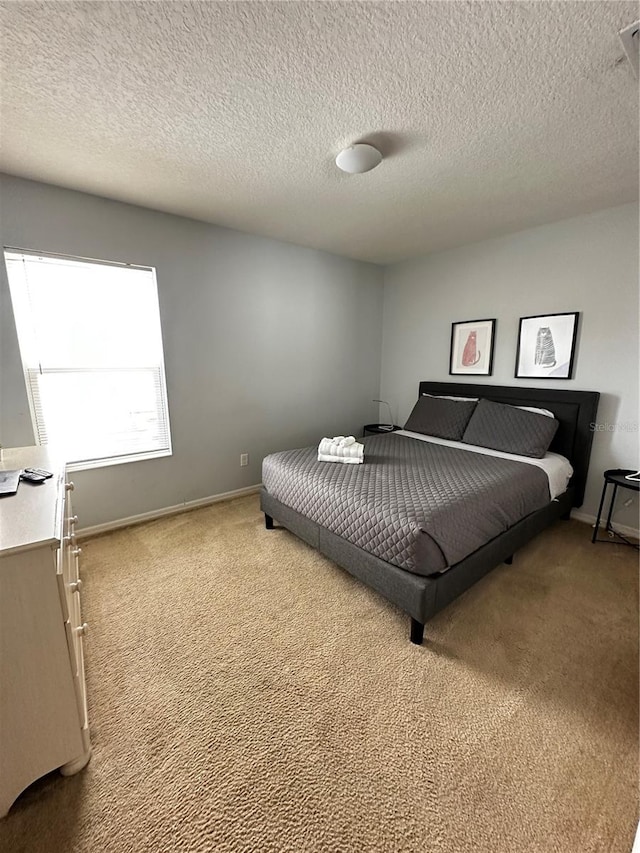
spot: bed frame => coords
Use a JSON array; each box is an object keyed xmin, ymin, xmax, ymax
[{"xmin": 261, "ymin": 382, "xmax": 600, "ymax": 644}]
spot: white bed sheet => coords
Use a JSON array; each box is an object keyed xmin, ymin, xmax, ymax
[{"xmin": 395, "ymin": 430, "xmax": 573, "ymax": 501}]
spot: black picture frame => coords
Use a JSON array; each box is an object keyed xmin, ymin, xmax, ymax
[
  {"xmin": 515, "ymin": 312, "xmax": 579, "ymax": 380},
  {"xmin": 449, "ymin": 318, "xmax": 496, "ymax": 376}
]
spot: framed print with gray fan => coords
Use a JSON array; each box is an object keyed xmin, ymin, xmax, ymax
[
  {"xmin": 449, "ymin": 318, "xmax": 496, "ymax": 376},
  {"xmin": 515, "ymin": 312, "xmax": 579, "ymax": 379}
]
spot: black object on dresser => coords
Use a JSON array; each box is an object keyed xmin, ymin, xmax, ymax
[
  {"xmin": 363, "ymin": 424, "xmax": 402, "ymax": 436},
  {"xmin": 592, "ymin": 469, "xmax": 639, "ymax": 549}
]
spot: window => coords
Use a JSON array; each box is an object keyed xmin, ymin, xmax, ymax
[{"xmin": 5, "ymin": 250, "xmax": 172, "ymax": 470}]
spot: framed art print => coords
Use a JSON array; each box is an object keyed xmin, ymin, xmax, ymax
[
  {"xmin": 515, "ymin": 312, "xmax": 579, "ymax": 379},
  {"xmin": 449, "ymin": 318, "xmax": 496, "ymax": 376}
]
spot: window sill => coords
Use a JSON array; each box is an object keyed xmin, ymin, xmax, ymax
[{"xmin": 66, "ymin": 448, "xmax": 172, "ymax": 473}]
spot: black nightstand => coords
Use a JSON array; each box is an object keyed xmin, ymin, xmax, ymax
[
  {"xmin": 363, "ymin": 424, "xmax": 402, "ymax": 436},
  {"xmin": 592, "ymin": 468, "xmax": 639, "ymax": 549}
]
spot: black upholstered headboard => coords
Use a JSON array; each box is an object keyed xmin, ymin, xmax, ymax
[{"xmin": 418, "ymin": 382, "xmax": 600, "ymax": 507}]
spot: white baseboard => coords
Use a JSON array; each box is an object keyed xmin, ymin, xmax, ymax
[
  {"xmin": 571, "ymin": 510, "xmax": 639, "ymax": 540},
  {"xmin": 77, "ymin": 484, "xmax": 262, "ymax": 539}
]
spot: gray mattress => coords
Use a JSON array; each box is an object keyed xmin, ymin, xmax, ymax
[{"xmin": 261, "ymin": 433, "xmax": 551, "ymax": 576}]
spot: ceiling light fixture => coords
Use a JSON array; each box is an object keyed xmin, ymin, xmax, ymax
[{"xmin": 335, "ymin": 143, "xmax": 382, "ymax": 174}]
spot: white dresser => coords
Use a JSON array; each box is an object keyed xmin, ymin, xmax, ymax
[{"xmin": 0, "ymin": 446, "xmax": 91, "ymax": 817}]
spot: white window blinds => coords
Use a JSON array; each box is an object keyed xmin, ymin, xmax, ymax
[{"xmin": 4, "ymin": 250, "xmax": 172, "ymax": 469}]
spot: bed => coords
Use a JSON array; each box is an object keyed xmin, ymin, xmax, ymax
[{"xmin": 260, "ymin": 382, "xmax": 600, "ymax": 644}]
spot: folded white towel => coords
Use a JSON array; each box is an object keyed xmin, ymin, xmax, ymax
[
  {"xmin": 318, "ymin": 437, "xmax": 335, "ymax": 454},
  {"xmin": 318, "ymin": 437, "xmax": 364, "ymax": 459},
  {"xmin": 339, "ymin": 443, "xmax": 363, "ymax": 459},
  {"xmin": 318, "ymin": 452, "xmax": 363, "ymax": 464},
  {"xmin": 318, "ymin": 435, "xmax": 364, "ymax": 463},
  {"xmin": 323, "ymin": 436, "xmax": 356, "ymax": 447}
]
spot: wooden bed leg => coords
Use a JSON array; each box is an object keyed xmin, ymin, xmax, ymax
[
  {"xmin": 504, "ymin": 555, "xmax": 514, "ymax": 565},
  {"xmin": 410, "ymin": 618, "xmax": 424, "ymax": 645},
  {"xmin": 265, "ymin": 514, "xmax": 274, "ymax": 530}
]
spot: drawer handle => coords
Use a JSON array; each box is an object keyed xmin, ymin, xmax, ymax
[
  {"xmin": 65, "ymin": 481, "xmax": 75, "ymax": 492},
  {"xmin": 70, "ymin": 580, "xmax": 83, "ymax": 593},
  {"xmin": 70, "ymin": 515, "xmax": 79, "ymax": 526},
  {"xmin": 75, "ymin": 623, "xmax": 88, "ymax": 636},
  {"xmin": 72, "ymin": 547, "xmax": 82, "ymax": 557}
]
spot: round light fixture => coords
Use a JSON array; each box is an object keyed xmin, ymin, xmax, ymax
[{"xmin": 335, "ymin": 143, "xmax": 382, "ymax": 174}]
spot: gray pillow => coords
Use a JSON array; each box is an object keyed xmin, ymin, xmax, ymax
[
  {"xmin": 404, "ymin": 396, "xmax": 477, "ymax": 441},
  {"xmin": 462, "ymin": 398, "xmax": 559, "ymax": 458}
]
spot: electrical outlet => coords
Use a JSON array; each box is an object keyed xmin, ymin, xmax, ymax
[{"xmin": 240, "ymin": 452, "xmax": 249, "ymax": 467}]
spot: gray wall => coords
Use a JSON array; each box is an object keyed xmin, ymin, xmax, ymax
[
  {"xmin": 0, "ymin": 175, "xmax": 384, "ymax": 527},
  {"xmin": 2, "ymin": 175, "xmax": 637, "ymax": 531},
  {"xmin": 380, "ymin": 202, "xmax": 639, "ymax": 528}
]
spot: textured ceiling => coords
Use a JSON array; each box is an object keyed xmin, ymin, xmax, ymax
[{"xmin": 0, "ymin": 1, "xmax": 638, "ymax": 264}]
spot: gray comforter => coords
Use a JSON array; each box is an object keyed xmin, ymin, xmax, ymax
[{"xmin": 262, "ymin": 433, "xmax": 551, "ymax": 576}]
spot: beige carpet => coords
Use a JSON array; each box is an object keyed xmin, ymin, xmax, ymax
[{"xmin": 1, "ymin": 496, "xmax": 637, "ymax": 853}]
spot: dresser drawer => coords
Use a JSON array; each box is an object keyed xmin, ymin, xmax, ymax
[
  {"xmin": 57, "ymin": 540, "xmax": 82, "ymax": 618},
  {"xmin": 59, "ymin": 481, "xmax": 81, "ymax": 614},
  {"xmin": 62, "ymin": 588, "xmax": 89, "ymax": 729},
  {"xmin": 58, "ymin": 480, "xmax": 89, "ymax": 732}
]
